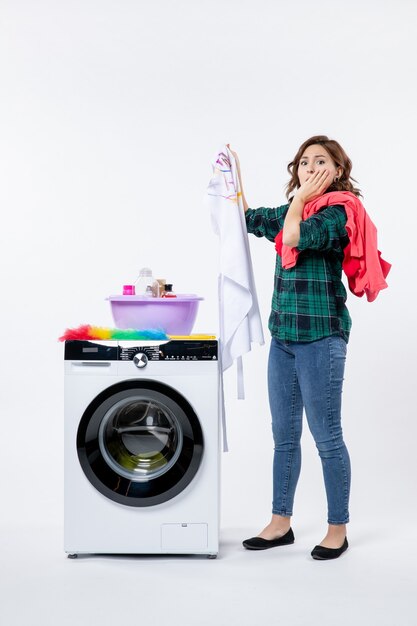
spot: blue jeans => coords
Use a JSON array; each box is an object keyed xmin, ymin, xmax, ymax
[{"xmin": 267, "ymin": 335, "xmax": 351, "ymax": 525}]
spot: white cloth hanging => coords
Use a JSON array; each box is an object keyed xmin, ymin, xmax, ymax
[{"xmin": 206, "ymin": 145, "xmax": 265, "ymax": 450}]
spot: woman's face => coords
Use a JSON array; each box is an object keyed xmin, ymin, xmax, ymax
[{"xmin": 297, "ymin": 144, "xmax": 342, "ymax": 188}]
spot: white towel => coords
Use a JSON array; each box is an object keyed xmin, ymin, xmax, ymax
[{"xmin": 206, "ymin": 145, "xmax": 265, "ymax": 449}]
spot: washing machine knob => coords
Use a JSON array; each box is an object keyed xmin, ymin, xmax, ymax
[{"xmin": 133, "ymin": 352, "xmax": 148, "ymax": 368}]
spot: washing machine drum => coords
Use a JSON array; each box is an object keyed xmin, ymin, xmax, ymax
[{"xmin": 77, "ymin": 380, "xmax": 204, "ymax": 507}]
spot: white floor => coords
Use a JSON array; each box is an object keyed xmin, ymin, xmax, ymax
[{"xmin": 1, "ymin": 519, "xmax": 415, "ymax": 626}]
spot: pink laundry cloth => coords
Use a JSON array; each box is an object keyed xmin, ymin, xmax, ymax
[{"xmin": 274, "ymin": 191, "xmax": 392, "ymax": 302}]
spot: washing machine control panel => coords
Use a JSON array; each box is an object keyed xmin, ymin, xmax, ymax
[
  {"xmin": 65, "ymin": 340, "xmax": 218, "ymax": 361},
  {"xmin": 120, "ymin": 341, "xmax": 218, "ymax": 361}
]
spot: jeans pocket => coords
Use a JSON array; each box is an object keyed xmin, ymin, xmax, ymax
[{"xmin": 329, "ymin": 335, "xmax": 347, "ymax": 358}]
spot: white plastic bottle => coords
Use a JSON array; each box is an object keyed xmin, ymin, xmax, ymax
[{"xmin": 135, "ymin": 267, "xmax": 153, "ymax": 296}]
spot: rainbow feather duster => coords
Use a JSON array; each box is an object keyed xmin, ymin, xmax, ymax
[{"xmin": 59, "ymin": 324, "xmax": 169, "ymax": 342}]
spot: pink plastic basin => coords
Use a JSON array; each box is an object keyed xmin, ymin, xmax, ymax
[{"xmin": 107, "ymin": 294, "xmax": 204, "ymax": 334}]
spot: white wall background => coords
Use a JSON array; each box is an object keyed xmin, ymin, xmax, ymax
[{"xmin": 0, "ymin": 0, "xmax": 415, "ymax": 539}]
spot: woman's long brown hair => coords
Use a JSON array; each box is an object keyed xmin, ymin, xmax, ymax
[{"xmin": 285, "ymin": 135, "xmax": 362, "ymax": 200}]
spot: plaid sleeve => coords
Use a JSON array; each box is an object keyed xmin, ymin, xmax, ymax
[
  {"xmin": 297, "ymin": 205, "xmax": 348, "ymax": 252},
  {"xmin": 245, "ymin": 205, "xmax": 289, "ymax": 242}
]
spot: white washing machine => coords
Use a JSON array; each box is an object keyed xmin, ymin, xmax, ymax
[{"xmin": 64, "ymin": 338, "xmax": 220, "ymax": 558}]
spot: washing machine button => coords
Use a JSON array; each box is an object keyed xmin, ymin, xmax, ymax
[{"xmin": 133, "ymin": 352, "xmax": 148, "ymax": 368}]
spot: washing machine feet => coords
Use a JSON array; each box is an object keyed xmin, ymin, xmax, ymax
[
  {"xmin": 67, "ymin": 553, "xmax": 78, "ymax": 559},
  {"xmin": 207, "ymin": 554, "xmax": 218, "ymax": 559}
]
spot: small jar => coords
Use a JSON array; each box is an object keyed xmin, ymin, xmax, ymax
[{"xmin": 162, "ymin": 283, "xmax": 177, "ymax": 298}]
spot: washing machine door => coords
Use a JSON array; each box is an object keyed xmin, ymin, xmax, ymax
[{"xmin": 77, "ymin": 380, "xmax": 203, "ymax": 507}]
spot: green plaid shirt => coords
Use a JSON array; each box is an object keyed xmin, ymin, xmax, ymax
[{"xmin": 245, "ymin": 203, "xmax": 352, "ymax": 343}]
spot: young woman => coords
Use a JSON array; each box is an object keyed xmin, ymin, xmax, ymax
[{"xmin": 230, "ymin": 135, "xmax": 360, "ymax": 560}]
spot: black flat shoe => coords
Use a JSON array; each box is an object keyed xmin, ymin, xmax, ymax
[
  {"xmin": 311, "ymin": 537, "xmax": 348, "ymax": 560},
  {"xmin": 242, "ymin": 527, "xmax": 295, "ymax": 550}
]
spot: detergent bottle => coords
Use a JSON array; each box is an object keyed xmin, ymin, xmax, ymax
[{"xmin": 135, "ymin": 267, "xmax": 154, "ymax": 296}]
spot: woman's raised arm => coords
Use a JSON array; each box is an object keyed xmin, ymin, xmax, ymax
[{"xmin": 227, "ymin": 144, "xmax": 249, "ymax": 212}]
